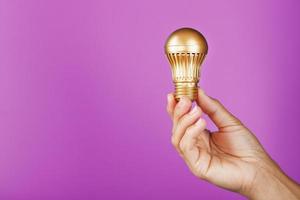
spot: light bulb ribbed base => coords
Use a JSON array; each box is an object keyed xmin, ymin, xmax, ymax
[{"xmin": 174, "ymin": 82, "xmax": 198, "ymax": 101}]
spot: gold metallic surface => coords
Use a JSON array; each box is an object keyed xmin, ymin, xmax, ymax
[{"xmin": 165, "ymin": 28, "xmax": 208, "ymax": 101}]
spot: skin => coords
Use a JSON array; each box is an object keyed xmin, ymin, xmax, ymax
[{"xmin": 166, "ymin": 88, "xmax": 300, "ymax": 200}]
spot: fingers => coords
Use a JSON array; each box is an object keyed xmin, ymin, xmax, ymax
[
  {"xmin": 179, "ymin": 119, "xmax": 208, "ymax": 169},
  {"xmin": 166, "ymin": 93, "xmax": 176, "ymax": 118},
  {"xmin": 172, "ymin": 96, "xmax": 192, "ymax": 126},
  {"xmin": 171, "ymin": 106, "xmax": 202, "ymax": 154},
  {"xmin": 197, "ymin": 89, "xmax": 241, "ymax": 129},
  {"xmin": 179, "ymin": 118, "xmax": 207, "ymax": 153}
]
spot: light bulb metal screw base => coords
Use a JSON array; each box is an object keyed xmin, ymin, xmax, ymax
[{"xmin": 174, "ymin": 81, "xmax": 198, "ymax": 101}]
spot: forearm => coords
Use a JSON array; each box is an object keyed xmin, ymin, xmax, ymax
[{"xmin": 245, "ymin": 163, "xmax": 300, "ymax": 200}]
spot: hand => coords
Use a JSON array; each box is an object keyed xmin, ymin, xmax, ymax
[{"xmin": 166, "ymin": 89, "xmax": 300, "ymax": 199}]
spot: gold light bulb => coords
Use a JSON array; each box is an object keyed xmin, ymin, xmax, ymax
[{"xmin": 165, "ymin": 27, "xmax": 208, "ymax": 101}]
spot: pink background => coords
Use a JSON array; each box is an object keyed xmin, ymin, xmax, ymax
[{"xmin": 0, "ymin": 0, "xmax": 299, "ymax": 199}]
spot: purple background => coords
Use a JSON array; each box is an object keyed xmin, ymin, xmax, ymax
[{"xmin": 0, "ymin": 0, "xmax": 299, "ymax": 199}]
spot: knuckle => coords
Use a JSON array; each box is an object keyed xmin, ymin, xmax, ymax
[
  {"xmin": 179, "ymin": 140, "xmax": 185, "ymax": 151},
  {"xmin": 176, "ymin": 118, "xmax": 183, "ymax": 127},
  {"xmin": 194, "ymin": 167, "xmax": 207, "ymax": 180},
  {"xmin": 176, "ymin": 117, "xmax": 188, "ymax": 131},
  {"xmin": 171, "ymin": 136, "xmax": 177, "ymax": 147},
  {"xmin": 213, "ymin": 98, "xmax": 221, "ymax": 104},
  {"xmin": 210, "ymin": 96, "xmax": 221, "ymax": 105},
  {"xmin": 178, "ymin": 152, "xmax": 184, "ymax": 158},
  {"xmin": 166, "ymin": 106, "xmax": 170, "ymax": 113},
  {"xmin": 234, "ymin": 118, "xmax": 243, "ymax": 125},
  {"xmin": 197, "ymin": 171, "xmax": 207, "ymax": 179},
  {"xmin": 191, "ymin": 166, "xmax": 199, "ymax": 176},
  {"xmin": 185, "ymin": 126, "xmax": 194, "ymax": 135},
  {"xmin": 167, "ymin": 108, "xmax": 173, "ymax": 117},
  {"xmin": 173, "ymin": 110, "xmax": 179, "ymax": 121},
  {"xmin": 176, "ymin": 118, "xmax": 184, "ymax": 129},
  {"xmin": 175, "ymin": 103, "xmax": 190, "ymax": 116},
  {"xmin": 172, "ymin": 126, "xmax": 176, "ymax": 135},
  {"xmin": 174, "ymin": 104, "xmax": 182, "ymax": 113},
  {"xmin": 178, "ymin": 114, "xmax": 194, "ymax": 128}
]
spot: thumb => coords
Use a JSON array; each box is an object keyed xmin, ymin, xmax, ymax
[{"xmin": 197, "ymin": 88, "xmax": 241, "ymax": 129}]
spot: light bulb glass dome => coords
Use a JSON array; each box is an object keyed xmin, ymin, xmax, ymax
[{"xmin": 165, "ymin": 28, "xmax": 208, "ymax": 54}]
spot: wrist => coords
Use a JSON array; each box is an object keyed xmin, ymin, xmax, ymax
[{"xmin": 244, "ymin": 160, "xmax": 300, "ymax": 200}]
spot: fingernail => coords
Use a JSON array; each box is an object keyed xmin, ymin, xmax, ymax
[{"xmin": 190, "ymin": 106, "xmax": 198, "ymax": 114}]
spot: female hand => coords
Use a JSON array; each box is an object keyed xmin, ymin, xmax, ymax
[{"xmin": 166, "ymin": 89, "xmax": 300, "ymax": 199}]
